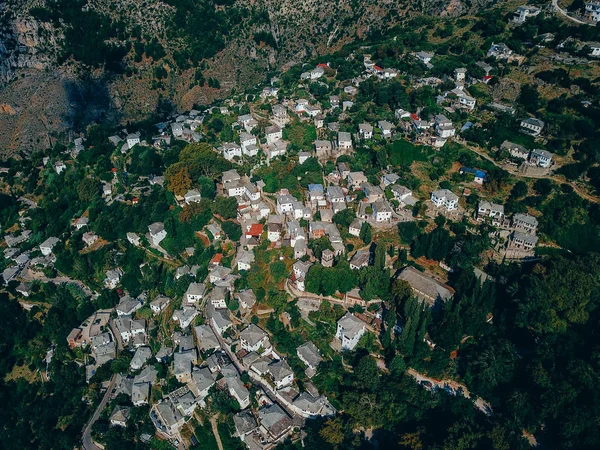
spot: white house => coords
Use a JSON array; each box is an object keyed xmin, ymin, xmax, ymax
[
  {"xmin": 222, "ymin": 143, "xmax": 242, "ymax": 161},
  {"xmin": 184, "ymin": 189, "xmax": 202, "ymax": 205},
  {"xmin": 148, "ymin": 222, "xmax": 167, "ymax": 246},
  {"xmin": 513, "ymin": 5, "xmax": 540, "ymax": 23},
  {"xmin": 150, "ymin": 295, "xmax": 170, "ymax": 315},
  {"xmin": 185, "ymin": 282, "xmax": 206, "ymax": 304},
  {"xmin": 372, "ymin": 200, "xmax": 393, "ymax": 222},
  {"xmin": 126, "ymin": 133, "xmax": 141, "ymax": 149},
  {"xmin": 39, "ymin": 237, "xmax": 60, "ymax": 256},
  {"xmin": 335, "ymin": 313, "xmax": 366, "ymax": 350},
  {"xmin": 435, "ymin": 115, "xmax": 455, "ymax": 138},
  {"xmin": 265, "ymin": 125, "xmax": 283, "ymax": 145},
  {"xmin": 588, "ymin": 42, "xmax": 600, "ymax": 56},
  {"xmin": 104, "ymin": 268, "xmax": 123, "ymax": 289},
  {"xmin": 377, "ymin": 121, "xmax": 394, "ymax": 139},
  {"xmin": 240, "ymin": 132, "xmax": 257, "ymax": 153},
  {"xmin": 338, "ymin": 132, "xmax": 352, "ymax": 150},
  {"xmin": 530, "ymin": 149, "xmax": 553, "ymax": 168},
  {"xmin": 431, "ymin": 189, "xmax": 459, "ymax": 211},
  {"xmin": 54, "ymin": 161, "xmax": 67, "ymax": 174},
  {"xmin": 358, "ymin": 123, "xmax": 373, "ymax": 139},
  {"xmin": 520, "ymin": 118, "xmax": 545, "ymax": 136},
  {"xmin": 240, "ymin": 324, "xmax": 271, "ymax": 353}
]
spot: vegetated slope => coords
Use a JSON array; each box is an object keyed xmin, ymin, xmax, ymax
[{"xmin": 0, "ymin": 0, "xmax": 498, "ymax": 156}]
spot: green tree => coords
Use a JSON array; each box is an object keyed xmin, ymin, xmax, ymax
[{"xmin": 359, "ymin": 222, "xmax": 372, "ymax": 244}]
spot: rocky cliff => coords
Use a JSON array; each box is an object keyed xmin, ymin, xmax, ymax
[{"xmin": 0, "ymin": 0, "xmax": 499, "ymax": 156}]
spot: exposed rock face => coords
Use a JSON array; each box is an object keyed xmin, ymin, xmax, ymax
[
  {"xmin": 0, "ymin": 0, "xmax": 499, "ymax": 156},
  {"xmin": 0, "ymin": 8, "xmax": 58, "ymax": 85}
]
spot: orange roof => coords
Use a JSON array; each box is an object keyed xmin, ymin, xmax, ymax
[
  {"xmin": 211, "ymin": 253, "xmax": 223, "ymax": 264},
  {"xmin": 374, "ymin": 65, "xmax": 383, "ymax": 71},
  {"xmin": 317, "ymin": 63, "xmax": 329, "ymax": 69},
  {"xmin": 247, "ymin": 224, "xmax": 263, "ymax": 237}
]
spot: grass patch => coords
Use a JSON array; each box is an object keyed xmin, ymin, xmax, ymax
[
  {"xmin": 388, "ymin": 140, "xmax": 431, "ymax": 166},
  {"xmin": 192, "ymin": 423, "xmax": 219, "ymax": 450}
]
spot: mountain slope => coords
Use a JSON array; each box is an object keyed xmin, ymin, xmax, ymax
[{"xmin": 0, "ymin": 0, "xmax": 498, "ymax": 155}]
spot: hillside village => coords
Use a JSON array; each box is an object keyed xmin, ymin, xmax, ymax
[{"xmin": 2, "ymin": 3, "xmax": 600, "ymax": 450}]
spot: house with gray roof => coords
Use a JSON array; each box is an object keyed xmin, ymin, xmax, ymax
[
  {"xmin": 173, "ymin": 350, "xmax": 196, "ymax": 383},
  {"xmin": 292, "ymin": 392, "xmax": 336, "ymax": 418},
  {"xmin": 512, "ymin": 213, "xmax": 538, "ymax": 234},
  {"xmin": 110, "ymin": 406, "xmax": 130, "ymax": 427},
  {"xmin": 194, "ymin": 324, "xmax": 220, "ymax": 352},
  {"xmin": 233, "ymin": 410, "xmax": 258, "ymax": 441},
  {"xmin": 397, "ymin": 266, "xmax": 454, "ymax": 307},
  {"xmin": 297, "ymin": 341, "xmax": 322, "ymax": 375},
  {"xmin": 335, "ymin": 312, "xmax": 367, "ymax": 350},
  {"xmin": 130, "ymin": 346, "xmax": 152, "ymax": 371},
  {"xmin": 258, "ymin": 404, "xmax": 293, "ymax": 441},
  {"xmin": 240, "ymin": 324, "xmax": 271, "ymax": 353},
  {"xmin": 268, "ymin": 359, "xmax": 294, "ymax": 389},
  {"xmin": 190, "ymin": 367, "xmax": 215, "ymax": 399}
]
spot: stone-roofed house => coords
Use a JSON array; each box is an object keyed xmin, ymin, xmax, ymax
[
  {"xmin": 478, "ymin": 201, "xmax": 505, "ymax": 225},
  {"xmin": 258, "ymin": 403, "xmax": 293, "ymax": 441},
  {"xmin": 223, "ymin": 367, "xmax": 250, "ymax": 409},
  {"xmin": 292, "ymin": 392, "xmax": 336, "ymax": 418},
  {"xmin": 359, "ymin": 123, "xmax": 373, "ymax": 139},
  {"xmin": 190, "ymin": 367, "xmax": 215, "ymax": 399},
  {"xmin": 349, "ymin": 249, "xmax": 370, "ymax": 270},
  {"xmin": 150, "ymin": 295, "xmax": 170, "ymax": 315},
  {"xmin": 152, "ymin": 399, "xmax": 185, "ymax": 435},
  {"xmin": 148, "ymin": 222, "xmax": 167, "ymax": 246},
  {"xmin": 512, "ymin": 213, "xmax": 538, "ymax": 234},
  {"xmin": 236, "ymin": 289, "xmax": 256, "ymax": 310},
  {"xmin": 530, "ymin": 149, "xmax": 553, "ymax": 168},
  {"xmin": 132, "ymin": 382, "xmax": 150, "ymax": 406},
  {"xmin": 130, "ymin": 346, "xmax": 152, "ymax": 371},
  {"xmin": 185, "ymin": 282, "xmax": 206, "ymax": 304},
  {"xmin": 338, "ymin": 131, "xmax": 353, "ymax": 150},
  {"xmin": 501, "ymin": 141, "xmax": 530, "ymax": 160},
  {"xmin": 297, "ymin": 341, "xmax": 322, "ymax": 377},
  {"xmin": 173, "ymin": 350, "xmax": 196, "ymax": 383},
  {"xmin": 335, "ymin": 312, "xmax": 366, "ymax": 350},
  {"xmin": 110, "ymin": 406, "xmax": 131, "ymax": 427},
  {"xmin": 240, "ymin": 324, "xmax": 271, "ymax": 353},
  {"xmin": 194, "ymin": 324, "xmax": 220, "ymax": 352},
  {"xmin": 377, "ymin": 120, "xmax": 395, "ymax": 138},
  {"xmin": 116, "ymin": 295, "xmax": 143, "ymax": 316},
  {"xmin": 209, "ymin": 286, "xmax": 228, "ymax": 309},
  {"xmin": 431, "ymin": 189, "xmax": 459, "ymax": 211},
  {"xmin": 520, "ymin": 117, "xmax": 545, "ymax": 136},
  {"xmin": 398, "ymin": 266, "xmax": 454, "ymax": 307},
  {"xmin": 348, "ymin": 171, "xmax": 368, "ymax": 190},
  {"xmin": 211, "ymin": 309, "xmax": 233, "ymax": 335},
  {"xmin": 39, "ymin": 237, "xmax": 60, "ymax": 256},
  {"xmin": 509, "ymin": 231, "xmax": 539, "ymax": 251},
  {"xmin": 172, "ymin": 306, "xmax": 198, "ymax": 329},
  {"xmin": 233, "ymin": 411, "xmax": 258, "ymax": 441},
  {"xmin": 268, "ymin": 359, "xmax": 294, "ymax": 389}
]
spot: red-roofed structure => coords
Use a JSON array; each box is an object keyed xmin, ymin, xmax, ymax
[{"xmin": 246, "ymin": 223, "xmax": 263, "ymax": 238}]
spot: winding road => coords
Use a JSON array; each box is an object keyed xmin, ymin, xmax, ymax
[{"xmin": 551, "ymin": 0, "xmax": 590, "ymax": 25}]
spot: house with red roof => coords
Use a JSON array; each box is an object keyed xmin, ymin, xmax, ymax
[{"xmin": 245, "ymin": 223, "xmax": 263, "ymax": 239}]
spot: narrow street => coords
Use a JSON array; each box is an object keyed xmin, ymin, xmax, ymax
[
  {"xmin": 82, "ymin": 374, "xmax": 117, "ymax": 450},
  {"xmin": 208, "ymin": 322, "xmax": 298, "ymax": 418}
]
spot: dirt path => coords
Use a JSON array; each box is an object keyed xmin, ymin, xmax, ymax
[
  {"xmin": 407, "ymin": 368, "xmax": 493, "ymax": 415},
  {"xmin": 457, "ymin": 138, "xmax": 599, "ymax": 204},
  {"xmin": 210, "ymin": 415, "xmax": 224, "ymax": 450},
  {"xmin": 552, "ymin": 0, "xmax": 590, "ymax": 25}
]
